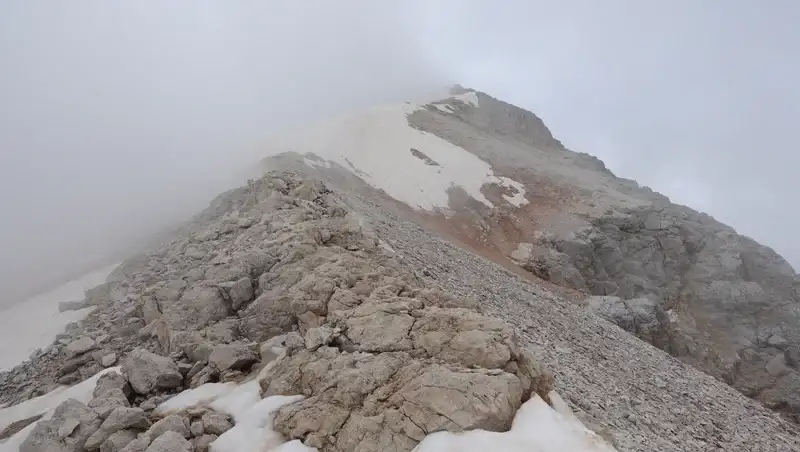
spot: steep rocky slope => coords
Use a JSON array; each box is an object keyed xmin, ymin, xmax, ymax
[{"xmin": 257, "ymin": 86, "xmax": 800, "ymax": 422}]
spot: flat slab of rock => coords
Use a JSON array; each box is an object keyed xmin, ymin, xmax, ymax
[{"xmin": 65, "ymin": 336, "xmax": 97, "ymax": 358}]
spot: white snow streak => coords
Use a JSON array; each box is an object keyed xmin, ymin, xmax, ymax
[
  {"xmin": 155, "ymin": 379, "xmax": 314, "ymax": 452},
  {"xmin": 0, "ymin": 263, "xmax": 119, "ymax": 372},
  {"xmin": 156, "ymin": 380, "xmax": 615, "ymax": 452},
  {"xmin": 0, "ymin": 367, "xmax": 121, "ymax": 451},
  {"xmin": 267, "ymin": 93, "xmax": 525, "ymax": 212},
  {"xmin": 412, "ymin": 395, "xmax": 617, "ymax": 452}
]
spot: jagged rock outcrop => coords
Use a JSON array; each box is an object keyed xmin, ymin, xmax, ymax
[
  {"xmin": 521, "ymin": 204, "xmax": 800, "ymax": 417},
  {"xmin": 259, "ymin": 293, "xmax": 552, "ymax": 451}
]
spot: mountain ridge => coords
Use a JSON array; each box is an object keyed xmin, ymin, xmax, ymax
[{"xmin": 256, "ymin": 87, "xmax": 800, "ymax": 422}]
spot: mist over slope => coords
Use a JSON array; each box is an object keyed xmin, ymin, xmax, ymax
[
  {"xmin": 0, "ymin": 1, "xmax": 448, "ymax": 307},
  {"xmin": 256, "ymin": 87, "xmax": 800, "ymax": 422}
]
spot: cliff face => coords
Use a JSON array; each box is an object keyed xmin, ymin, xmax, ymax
[{"xmin": 257, "ymin": 87, "xmax": 800, "ymax": 420}]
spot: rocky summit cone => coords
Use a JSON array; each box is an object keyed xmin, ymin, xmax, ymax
[{"xmin": 1, "ymin": 88, "xmax": 799, "ymax": 452}]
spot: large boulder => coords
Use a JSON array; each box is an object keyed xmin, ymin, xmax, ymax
[
  {"xmin": 20, "ymin": 399, "xmax": 102, "ymax": 452},
  {"xmin": 259, "ymin": 294, "xmax": 552, "ymax": 451},
  {"xmin": 121, "ymin": 349, "xmax": 182, "ymax": 395}
]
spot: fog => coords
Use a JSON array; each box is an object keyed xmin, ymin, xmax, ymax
[
  {"xmin": 2, "ymin": 1, "xmax": 799, "ymax": 306},
  {"xmin": 0, "ymin": 1, "xmax": 449, "ymax": 305},
  {"xmin": 421, "ymin": 1, "xmax": 800, "ymax": 269}
]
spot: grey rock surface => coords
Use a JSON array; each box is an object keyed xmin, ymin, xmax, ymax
[
  {"xmin": 3, "ymin": 169, "xmax": 800, "ymax": 452},
  {"xmin": 143, "ymin": 431, "xmax": 192, "ymax": 452},
  {"xmin": 20, "ymin": 399, "xmax": 101, "ymax": 452},
  {"xmin": 207, "ymin": 343, "xmax": 258, "ymax": 372},
  {"xmin": 121, "ymin": 349, "xmax": 182, "ymax": 395},
  {"xmin": 84, "ymin": 407, "xmax": 150, "ymax": 450}
]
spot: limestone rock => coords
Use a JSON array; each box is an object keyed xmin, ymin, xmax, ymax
[
  {"xmin": 217, "ymin": 276, "xmax": 254, "ymax": 311},
  {"xmin": 118, "ymin": 436, "xmax": 151, "ymax": 452},
  {"xmin": 99, "ymin": 429, "xmax": 138, "ymax": 452},
  {"xmin": 94, "ymin": 372, "xmax": 133, "ymax": 399},
  {"xmin": 144, "ymin": 431, "xmax": 192, "ymax": 452},
  {"xmin": 208, "ymin": 343, "xmax": 259, "ymax": 372},
  {"xmin": 89, "ymin": 388, "xmax": 131, "ymax": 419},
  {"xmin": 192, "ymin": 434, "xmax": 217, "ymax": 452},
  {"xmin": 101, "ymin": 353, "xmax": 118, "ymax": 367},
  {"xmin": 122, "ymin": 349, "xmax": 183, "ymax": 395},
  {"xmin": 84, "ymin": 407, "xmax": 150, "ymax": 450},
  {"xmin": 20, "ymin": 399, "xmax": 101, "ymax": 452},
  {"xmin": 144, "ymin": 415, "xmax": 190, "ymax": 441},
  {"xmin": 189, "ymin": 420, "xmax": 204, "ymax": 437},
  {"xmin": 200, "ymin": 412, "xmax": 232, "ymax": 435},
  {"xmin": 65, "ymin": 336, "xmax": 97, "ymax": 358}
]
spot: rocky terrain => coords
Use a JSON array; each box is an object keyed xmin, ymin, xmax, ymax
[
  {"xmin": 256, "ymin": 86, "xmax": 800, "ymax": 423},
  {"xmin": 2, "ymin": 86, "xmax": 800, "ymax": 451},
  {"xmin": 2, "ymin": 173, "xmax": 609, "ymax": 451}
]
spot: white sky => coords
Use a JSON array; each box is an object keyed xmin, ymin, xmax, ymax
[{"xmin": 1, "ymin": 1, "xmax": 798, "ymax": 302}]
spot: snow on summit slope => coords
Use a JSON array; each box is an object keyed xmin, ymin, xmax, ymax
[{"xmin": 264, "ymin": 92, "xmax": 527, "ymax": 212}]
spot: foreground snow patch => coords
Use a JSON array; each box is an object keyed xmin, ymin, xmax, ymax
[
  {"xmin": 268, "ymin": 94, "xmax": 527, "ymax": 211},
  {"xmin": 413, "ymin": 395, "xmax": 616, "ymax": 452},
  {"xmin": 0, "ymin": 367, "xmax": 121, "ymax": 451},
  {"xmin": 155, "ymin": 379, "xmax": 314, "ymax": 452},
  {"xmin": 159, "ymin": 379, "xmax": 615, "ymax": 452}
]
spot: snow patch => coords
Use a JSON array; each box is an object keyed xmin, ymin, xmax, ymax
[
  {"xmin": 0, "ymin": 263, "xmax": 119, "ymax": 371},
  {"xmin": 451, "ymin": 91, "xmax": 480, "ymax": 107},
  {"xmin": 431, "ymin": 103, "xmax": 455, "ymax": 113},
  {"xmin": 412, "ymin": 395, "xmax": 616, "ymax": 452},
  {"xmin": 272, "ymin": 97, "xmax": 524, "ymax": 212},
  {"xmin": 302, "ymin": 156, "xmax": 330, "ymax": 169},
  {"xmin": 487, "ymin": 176, "xmax": 528, "ymax": 207},
  {"xmin": 0, "ymin": 367, "xmax": 121, "ymax": 450},
  {"xmin": 154, "ymin": 378, "xmax": 314, "ymax": 452}
]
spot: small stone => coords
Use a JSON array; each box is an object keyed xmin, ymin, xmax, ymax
[
  {"xmin": 190, "ymin": 420, "xmax": 204, "ymax": 437},
  {"xmin": 57, "ymin": 371, "xmax": 82, "ymax": 385},
  {"xmin": 201, "ymin": 412, "xmax": 233, "ymax": 435},
  {"xmin": 767, "ymin": 334, "xmax": 789, "ymax": 348},
  {"xmin": 100, "ymin": 429, "xmax": 138, "ymax": 452},
  {"xmin": 766, "ymin": 354, "xmax": 789, "ymax": 376},
  {"xmin": 177, "ymin": 362, "xmax": 194, "ymax": 376},
  {"xmin": 101, "ymin": 353, "xmax": 118, "ymax": 367},
  {"xmin": 193, "ymin": 434, "xmax": 218, "ymax": 452},
  {"xmin": 144, "ymin": 431, "xmax": 192, "ymax": 452},
  {"xmin": 145, "ymin": 415, "xmax": 191, "ymax": 440}
]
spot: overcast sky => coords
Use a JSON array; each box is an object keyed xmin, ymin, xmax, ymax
[{"xmin": 1, "ymin": 1, "xmax": 798, "ymax": 303}]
